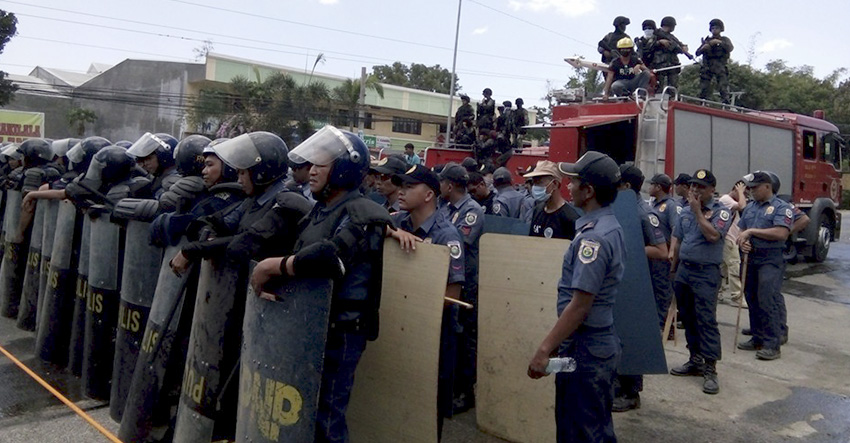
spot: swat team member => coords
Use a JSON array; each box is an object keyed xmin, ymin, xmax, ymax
[
  {"xmin": 476, "ymin": 88, "xmax": 496, "ymax": 132},
  {"xmin": 127, "ymin": 132, "xmax": 180, "ymax": 199},
  {"xmin": 668, "ymin": 169, "xmax": 731, "ymax": 395},
  {"xmin": 636, "ymin": 20, "xmax": 658, "ymax": 68},
  {"xmin": 467, "ymin": 172, "xmax": 497, "ymax": 215},
  {"xmin": 598, "ymin": 16, "xmax": 631, "ymax": 63},
  {"xmin": 696, "ymin": 19, "xmax": 734, "ymax": 104},
  {"xmin": 250, "ymin": 125, "xmax": 391, "ymax": 442},
  {"xmin": 384, "ymin": 164, "xmax": 465, "ymax": 433},
  {"xmin": 437, "ymin": 163, "xmax": 484, "ymax": 412},
  {"xmin": 603, "ymin": 38, "xmax": 650, "ymax": 100},
  {"xmin": 527, "ymin": 151, "xmax": 624, "ymax": 442},
  {"xmin": 492, "ymin": 167, "xmax": 533, "ymax": 221},
  {"xmin": 613, "ymin": 164, "xmax": 668, "ymax": 411},
  {"xmin": 510, "ymin": 98, "xmax": 529, "ymax": 150},
  {"xmin": 524, "ymin": 160, "xmax": 579, "ymax": 240},
  {"xmin": 735, "ymin": 171, "xmax": 792, "ymax": 361},
  {"xmin": 455, "ymin": 94, "xmax": 475, "ymax": 128},
  {"xmin": 496, "ymin": 101, "xmax": 512, "ymax": 136},
  {"xmin": 652, "ymin": 16, "xmax": 690, "ymax": 90},
  {"xmin": 370, "ymin": 156, "xmax": 407, "ymax": 213}
]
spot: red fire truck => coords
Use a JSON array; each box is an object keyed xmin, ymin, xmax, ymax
[{"xmin": 424, "ymin": 95, "xmax": 844, "ymax": 262}]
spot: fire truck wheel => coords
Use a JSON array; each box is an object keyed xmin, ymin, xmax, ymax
[{"xmin": 808, "ymin": 214, "xmax": 832, "ymax": 263}]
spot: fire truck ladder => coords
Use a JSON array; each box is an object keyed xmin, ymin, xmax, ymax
[{"xmin": 635, "ymin": 86, "xmax": 676, "ymax": 178}]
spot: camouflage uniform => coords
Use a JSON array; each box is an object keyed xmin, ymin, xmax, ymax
[{"xmin": 697, "ymin": 36, "xmax": 734, "ymax": 104}]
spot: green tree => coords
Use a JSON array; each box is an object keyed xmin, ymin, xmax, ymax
[
  {"xmin": 331, "ymin": 76, "xmax": 384, "ymax": 131},
  {"xmin": 67, "ymin": 107, "xmax": 97, "ymax": 137},
  {"xmin": 372, "ymin": 62, "xmax": 460, "ymax": 94},
  {"xmin": 0, "ymin": 10, "xmax": 19, "ymax": 106}
]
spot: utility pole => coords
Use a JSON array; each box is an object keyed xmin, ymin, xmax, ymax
[
  {"xmin": 358, "ymin": 67, "xmax": 367, "ymax": 131},
  {"xmin": 445, "ymin": 0, "xmax": 462, "ymax": 147}
]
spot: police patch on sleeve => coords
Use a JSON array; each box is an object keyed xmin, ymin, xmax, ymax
[
  {"xmin": 659, "ymin": 203, "xmax": 667, "ymax": 212},
  {"xmin": 492, "ymin": 203, "xmax": 501, "ymax": 214},
  {"xmin": 676, "ymin": 206, "xmax": 683, "ymax": 215},
  {"xmin": 465, "ymin": 212, "xmax": 478, "ymax": 225},
  {"xmin": 578, "ymin": 239, "xmax": 600, "ymax": 264},
  {"xmin": 649, "ymin": 214, "xmax": 660, "ymax": 227},
  {"xmin": 766, "ymin": 206, "xmax": 775, "ymax": 215},
  {"xmin": 785, "ymin": 208, "xmax": 793, "ymax": 218},
  {"xmin": 448, "ymin": 240, "xmax": 462, "ymax": 259},
  {"xmin": 719, "ymin": 210, "xmax": 730, "ymax": 221}
]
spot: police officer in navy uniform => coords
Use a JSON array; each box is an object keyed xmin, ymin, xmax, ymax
[
  {"xmin": 613, "ymin": 164, "xmax": 668, "ymax": 411},
  {"xmin": 735, "ymin": 171, "xmax": 792, "ymax": 361},
  {"xmin": 492, "ymin": 167, "xmax": 533, "ymax": 221},
  {"xmin": 250, "ymin": 126, "xmax": 392, "ymax": 443},
  {"xmin": 437, "ymin": 163, "xmax": 484, "ymax": 412},
  {"xmin": 370, "ymin": 155, "xmax": 407, "ymax": 213},
  {"xmin": 673, "ymin": 173, "xmax": 691, "ymax": 213},
  {"xmin": 385, "ymin": 164, "xmax": 465, "ymax": 434},
  {"xmin": 527, "ymin": 151, "xmax": 625, "ymax": 443},
  {"xmin": 669, "ymin": 169, "xmax": 731, "ymax": 395},
  {"xmin": 649, "ymin": 174, "xmax": 679, "ymax": 239},
  {"xmin": 468, "ymin": 171, "xmax": 497, "ymax": 215}
]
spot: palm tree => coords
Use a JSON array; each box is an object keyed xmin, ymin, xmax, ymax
[
  {"xmin": 67, "ymin": 107, "xmax": 97, "ymax": 137},
  {"xmin": 332, "ymin": 76, "xmax": 384, "ymax": 131}
]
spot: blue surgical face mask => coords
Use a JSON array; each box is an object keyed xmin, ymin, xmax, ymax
[{"xmin": 531, "ymin": 184, "xmax": 550, "ymax": 202}]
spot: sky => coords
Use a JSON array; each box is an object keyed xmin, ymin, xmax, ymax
[{"xmin": 1, "ymin": 0, "xmax": 848, "ymax": 110}]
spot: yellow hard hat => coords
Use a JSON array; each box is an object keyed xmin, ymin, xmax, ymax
[{"xmin": 616, "ymin": 37, "xmax": 634, "ymax": 49}]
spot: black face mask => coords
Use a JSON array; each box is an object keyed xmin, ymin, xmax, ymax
[{"xmin": 620, "ymin": 50, "xmax": 632, "ymax": 58}]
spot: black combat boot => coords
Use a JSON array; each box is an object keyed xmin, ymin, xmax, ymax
[
  {"xmin": 703, "ymin": 360, "xmax": 719, "ymax": 395},
  {"xmin": 670, "ymin": 355, "xmax": 704, "ymax": 376}
]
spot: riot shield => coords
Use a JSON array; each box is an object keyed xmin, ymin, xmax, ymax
[
  {"xmin": 68, "ymin": 213, "xmax": 90, "ymax": 376},
  {"xmin": 35, "ymin": 200, "xmax": 80, "ymax": 366},
  {"xmin": 119, "ymin": 242, "xmax": 195, "ymax": 442},
  {"xmin": 235, "ymin": 275, "xmax": 333, "ymax": 443},
  {"xmin": 109, "ymin": 219, "xmax": 162, "ymax": 421},
  {"xmin": 0, "ymin": 189, "xmax": 6, "ymax": 267},
  {"xmin": 36, "ymin": 199, "xmax": 59, "ymax": 331},
  {"xmin": 173, "ymin": 258, "xmax": 248, "ymax": 442},
  {"xmin": 82, "ymin": 206, "xmax": 123, "ymax": 401},
  {"xmin": 16, "ymin": 199, "xmax": 45, "ymax": 331},
  {"xmin": 0, "ymin": 190, "xmax": 25, "ymax": 318}
]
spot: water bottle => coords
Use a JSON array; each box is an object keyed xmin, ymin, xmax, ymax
[{"xmin": 546, "ymin": 357, "xmax": 577, "ymax": 374}]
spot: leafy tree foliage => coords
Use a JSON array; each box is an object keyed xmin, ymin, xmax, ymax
[
  {"xmin": 0, "ymin": 10, "xmax": 19, "ymax": 106},
  {"xmin": 67, "ymin": 107, "xmax": 97, "ymax": 137},
  {"xmin": 331, "ymin": 76, "xmax": 384, "ymax": 131},
  {"xmin": 372, "ymin": 62, "xmax": 460, "ymax": 94}
]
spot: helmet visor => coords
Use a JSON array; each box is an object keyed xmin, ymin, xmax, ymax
[
  {"xmin": 66, "ymin": 142, "xmax": 85, "ymax": 164},
  {"xmin": 128, "ymin": 132, "xmax": 169, "ymax": 158},
  {"xmin": 288, "ymin": 125, "xmax": 354, "ymax": 166},
  {"xmin": 52, "ymin": 138, "xmax": 76, "ymax": 157},
  {"xmin": 3, "ymin": 143, "xmax": 22, "ymax": 161},
  {"xmin": 211, "ymin": 133, "xmax": 262, "ymax": 170}
]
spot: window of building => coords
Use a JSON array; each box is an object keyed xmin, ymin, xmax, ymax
[
  {"xmin": 393, "ymin": 117, "xmax": 422, "ymax": 135},
  {"xmin": 438, "ymin": 123, "xmax": 448, "ymax": 135},
  {"xmin": 802, "ymin": 131, "xmax": 816, "ymax": 160},
  {"xmin": 364, "ymin": 113, "xmax": 373, "ymax": 130}
]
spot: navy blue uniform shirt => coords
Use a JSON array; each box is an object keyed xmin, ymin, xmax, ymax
[
  {"xmin": 652, "ymin": 194, "xmax": 679, "ymax": 242},
  {"xmin": 738, "ymin": 196, "xmax": 793, "ymax": 250},
  {"xmin": 673, "ymin": 198, "xmax": 732, "ymax": 265}
]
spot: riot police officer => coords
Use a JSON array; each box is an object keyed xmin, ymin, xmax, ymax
[
  {"xmin": 736, "ymin": 171, "xmax": 792, "ymax": 360},
  {"xmin": 155, "ymin": 135, "xmax": 212, "ymax": 214},
  {"xmin": 669, "ymin": 169, "xmax": 731, "ymax": 395},
  {"xmin": 127, "ymin": 132, "xmax": 179, "ymax": 198},
  {"xmin": 250, "ymin": 125, "xmax": 391, "ymax": 443},
  {"xmin": 527, "ymin": 151, "xmax": 624, "ymax": 442}
]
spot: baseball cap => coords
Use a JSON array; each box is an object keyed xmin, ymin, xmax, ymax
[
  {"xmin": 650, "ymin": 173, "xmax": 672, "ymax": 188},
  {"xmin": 558, "ymin": 151, "xmax": 621, "ymax": 187},
  {"xmin": 689, "ymin": 169, "xmax": 717, "ymax": 187},
  {"xmin": 392, "ymin": 164, "xmax": 441, "ymax": 194},
  {"xmin": 523, "ymin": 160, "xmax": 563, "ymax": 180},
  {"xmin": 744, "ymin": 171, "xmax": 772, "ymax": 187},
  {"xmin": 673, "ymin": 173, "xmax": 692, "ymax": 185},
  {"xmin": 439, "ymin": 163, "xmax": 470, "ymax": 185},
  {"xmin": 493, "ymin": 167, "xmax": 513, "ymax": 185},
  {"xmin": 370, "ymin": 156, "xmax": 408, "ymax": 176},
  {"xmin": 460, "ymin": 157, "xmax": 478, "ymax": 172}
]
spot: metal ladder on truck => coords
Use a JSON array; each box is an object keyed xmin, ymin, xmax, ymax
[{"xmin": 634, "ymin": 87, "xmax": 675, "ymax": 188}]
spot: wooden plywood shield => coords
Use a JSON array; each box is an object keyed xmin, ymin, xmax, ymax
[
  {"xmin": 477, "ymin": 233, "xmax": 567, "ymax": 443},
  {"xmin": 348, "ymin": 241, "xmax": 449, "ymax": 443}
]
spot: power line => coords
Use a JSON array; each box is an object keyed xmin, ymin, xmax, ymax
[
  {"xmin": 17, "ymin": 36, "xmax": 193, "ymax": 62},
  {"xmin": 466, "ymin": 0, "xmax": 595, "ymax": 49}
]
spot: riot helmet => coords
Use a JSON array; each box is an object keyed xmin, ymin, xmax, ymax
[
  {"xmin": 212, "ymin": 131, "xmax": 288, "ymax": 186},
  {"xmin": 1, "ymin": 143, "xmax": 22, "ymax": 161},
  {"xmin": 127, "ymin": 132, "xmax": 178, "ymax": 173},
  {"xmin": 18, "ymin": 138, "xmax": 54, "ymax": 166},
  {"xmin": 709, "ymin": 18, "xmax": 725, "ymax": 32},
  {"xmin": 174, "ymin": 135, "xmax": 211, "ymax": 177},
  {"xmin": 51, "ymin": 138, "xmax": 80, "ymax": 159},
  {"xmin": 288, "ymin": 125, "xmax": 369, "ymax": 191},
  {"xmin": 114, "ymin": 140, "xmax": 133, "ymax": 149},
  {"xmin": 85, "ymin": 146, "xmax": 136, "ymax": 187},
  {"xmin": 660, "ymin": 16, "xmax": 677, "ymax": 29},
  {"xmin": 203, "ymin": 138, "xmax": 238, "ymax": 182},
  {"xmin": 67, "ymin": 136, "xmax": 111, "ymax": 173}
]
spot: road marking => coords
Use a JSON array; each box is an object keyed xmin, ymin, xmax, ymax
[{"xmin": 0, "ymin": 343, "xmax": 121, "ymax": 443}]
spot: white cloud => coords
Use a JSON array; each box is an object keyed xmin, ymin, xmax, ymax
[
  {"xmin": 506, "ymin": 0, "xmax": 596, "ymax": 17},
  {"xmin": 318, "ymin": 0, "xmax": 339, "ymax": 4},
  {"xmin": 758, "ymin": 38, "xmax": 792, "ymax": 53},
  {"xmin": 472, "ymin": 26, "xmax": 489, "ymax": 35}
]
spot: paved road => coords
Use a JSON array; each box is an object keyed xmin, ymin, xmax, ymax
[{"xmin": 1, "ymin": 215, "xmax": 849, "ymax": 442}]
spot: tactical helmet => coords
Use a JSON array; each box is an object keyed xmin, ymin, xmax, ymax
[
  {"xmin": 613, "ymin": 16, "xmax": 630, "ymax": 27},
  {"xmin": 502, "ymin": 100, "xmax": 513, "ymax": 107},
  {"xmin": 67, "ymin": 136, "xmax": 111, "ymax": 173},
  {"xmin": 127, "ymin": 132, "xmax": 178, "ymax": 172},
  {"xmin": 709, "ymin": 18, "xmax": 724, "ymax": 31},
  {"xmin": 642, "ymin": 19, "xmax": 657, "ymax": 30},
  {"xmin": 203, "ymin": 138, "xmax": 238, "ymax": 182},
  {"xmin": 288, "ymin": 125, "xmax": 369, "ymax": 191},
  {"xmin": 174, "ymin": 135, "xmax": 211, "ymax": 177},
  {"xmin": 660, "ymin": 16, "xmax": 677, "ymax": 28},
  {"xmin": 213, "ymin": 131, "xmax": 289, "ymax": 186},
  {"xmin": 18, "ymin": 138, "xmax": 54, "ymax": 165},
  {"xmin": 482, "ymin": 88, "xmax": 492, "ymax": 96},
  {"xmin": 85, "ymin": 146, "xmax": 136, "ymax": 187},
  {"xmin": 459, "ymin": 94, "xmax": 470, "ymax": 101},
  {"xmin": 51, "ymin": 138, "xmax": 80, "ymax": 159},
  {"xmin": 617, "ymin": 37, "xmax": 635, "ymax": 49},
  {"xmin": 114, "ymin": 140, "xmax": 133, "ymax": 149}
]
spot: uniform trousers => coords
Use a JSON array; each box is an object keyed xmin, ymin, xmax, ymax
[
  {"xmin": 674, "ymin": 262, "xmax": 722, "ymax": 361},
  {"xmin": 744, "ymin": 254, "xmax": 784, "ymax": 350},
  {"xmin": 315, "ymin": 330, "xmax": 367, "ymax": 443}
]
